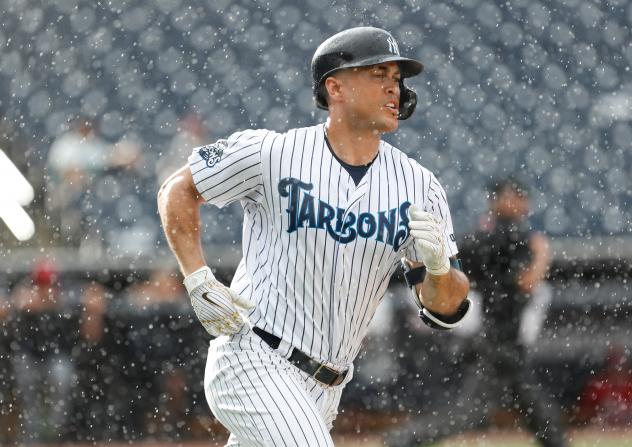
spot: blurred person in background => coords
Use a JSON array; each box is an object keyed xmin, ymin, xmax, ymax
[
  {"xmin": 577, "ymin": 345, "xmax": 632, "ymax": 426},
  {"xmin": 386, "ymin": 177, "xmax": 567, "ymax": 447},
  {"xmin": 45, "ymin": 117, "xmax": 111, "ymax": 246},
  {"xmin": 0, "ymin": 288, "xmax": 18, "ymax": 444},
  {"xmin": 125, "ymin": 268, "xmax": 201, "ymax": 441},
  {"xmin": 47, "ymin": 117, "xmax": 109, "ymax": 181},
  {"xmin": 67, "ymin": 282, "xmax": 123, "ymax": 442},
  {"xmin": 10, "ymin": 259, "xmax": 75, "ymax": 443},
  {"xmin": 87, "ymin": 133, "xmax": 159, "ymax": 254}
]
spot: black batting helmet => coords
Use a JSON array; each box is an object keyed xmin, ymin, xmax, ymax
[{"xmin": 311, "ymin": 27, "xmax": 424, "ymax": 120}]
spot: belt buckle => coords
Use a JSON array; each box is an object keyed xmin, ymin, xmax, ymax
[
  {"xmin": 314, "ymin": 363, "xmax": 344, "ymax": 386},
  {"xmin": 313, "ymin": 363, "xmax": 329, "ymax": 378},
  {"xmin": 331, "ymin": 370, "xmax": 346, "ymax": 386}
]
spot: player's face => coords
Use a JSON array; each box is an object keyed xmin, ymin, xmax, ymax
[
  {"xmin": 495, "ymin": 189, "xmax": 530, "ymax": 221},
  {"xmin": 340, "ymin": 62, "xmax": 401, "ymax": 132}
]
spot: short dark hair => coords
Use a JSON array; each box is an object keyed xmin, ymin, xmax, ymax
[{"xmin": 488, "ymin": 176, "xmax": 529, "ymax": 199}]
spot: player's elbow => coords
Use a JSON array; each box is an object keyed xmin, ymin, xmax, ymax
[
  {"xmin": 157, "ymin": 176, "xmax": 173, "ymax": 217},
  {"xmin": 460, "ymin": 272, "xmax": 471, "ymax": 301},
  {"xmin": 421, "ymin": 269, "xmax": 470, "ymax": 316},
  {"xmin": 157, "ymin": 166, "xmax": 200, "ymax": 217},
  {"xmin": 445, "ymin": 270, "xmax": 470, "ymax": 314}
]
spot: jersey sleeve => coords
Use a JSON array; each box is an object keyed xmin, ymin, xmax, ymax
[
  {"xmin": 406, "ymin": 172, "xmax": 459, "ymax": 262},
  {"xmin": 188, "ymin": 129, "xmax": 267, "ymax": 208}
]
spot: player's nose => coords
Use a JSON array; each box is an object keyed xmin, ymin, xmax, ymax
[{"xmin": 384, "ymin": 78, "xmax": 400, "ymax": 97}]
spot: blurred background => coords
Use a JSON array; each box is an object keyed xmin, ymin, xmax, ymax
[{"xmin": 0, "ymin": 0, "xmax": 630, "ymax": 445}]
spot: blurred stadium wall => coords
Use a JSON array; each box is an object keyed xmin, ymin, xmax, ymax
[{"xmin": 0, "ymin": 0, "xmax": 631, "ymax": 443}]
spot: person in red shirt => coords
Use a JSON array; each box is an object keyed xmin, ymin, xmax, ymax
[{"xmin": 578, "ymin": 346, "xmax": 632, "ymax": 426}]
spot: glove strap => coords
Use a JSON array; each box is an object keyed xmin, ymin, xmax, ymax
[
  {"xmin": 450, "ymin": 258, "xmax": 463, "ymax": 271},
  {"xmin": 183, "ymin": 266, "xmax": 216, "ymax": 294},
  {"xmin": 419, "ymin": 298, "xmax": 472, "ymax": 330},
  {"xmin": 401, "ymin": 258, "xmax": 427, "ymax": 287},
  {"xmin": 401, "ymin": 258, "xmax": 462, "ymax": 287},
  {"xmin": 401, "ymin": 257, "xmax": 470, "ymax": 330}
]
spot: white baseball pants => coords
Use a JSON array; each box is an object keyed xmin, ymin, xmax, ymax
[{"xmin": 204, "ymin": 326, "xmax": 349, "ymax": 447}]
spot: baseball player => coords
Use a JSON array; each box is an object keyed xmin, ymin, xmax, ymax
[{"xmin": 157, "ymin": 27, "xmax": 470, "ymax": 446}]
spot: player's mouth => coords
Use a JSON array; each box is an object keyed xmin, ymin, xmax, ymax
[{"xmin": 384, "ymin": 101, "xmax": 399, "ymax": 116}]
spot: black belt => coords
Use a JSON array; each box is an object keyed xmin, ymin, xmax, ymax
[{"xmin": 252, "ymin": 327, "xmax": 348, "ymax": 387}]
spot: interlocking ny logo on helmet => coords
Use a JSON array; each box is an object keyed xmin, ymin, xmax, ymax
[
  {"xmin": 387, "ymin": 36, "xmax": 399, "ymax": 55},
  {"xmin": 311, "ymin": 26, "xmax": 424, "ymax": 120}
]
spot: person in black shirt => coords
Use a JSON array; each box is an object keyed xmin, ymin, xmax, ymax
[
  {"xmin": 11, "ymin": 260, "xmax": 75, "ymax": 443},
  {"xmin": 386, "ymin": 178, "xmax": 567, "ymax": 447}
]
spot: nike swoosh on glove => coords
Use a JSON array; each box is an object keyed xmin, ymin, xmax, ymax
[
  {"xmin": 184, "ymin": 266, "xmax": 255, "ymax": 337},
  {"xmin": 407, "ymin": 205, "xmax": 450, "ymax": 276}
]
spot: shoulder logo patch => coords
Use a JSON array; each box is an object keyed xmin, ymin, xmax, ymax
[{"xmin": 199, "ymin": 144, "xmax": 223, "ymax": 167}]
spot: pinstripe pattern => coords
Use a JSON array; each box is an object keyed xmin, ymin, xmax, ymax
[
  {"xmin": 189, "ymin": 124, "xmax": 457, "ymax": 444},
  {"xmin": 206, "ymin": 327, "xmax": 343, "ymax": 446}
]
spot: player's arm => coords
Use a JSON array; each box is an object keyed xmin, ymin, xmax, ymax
[
  {"xmin": 157, "ymin": 163, "xmax": 254, "ymax": 337},
  {"xmin": 404, "ymin": 204, "xmax": 471, "ymax": 328},
  {"xmin": 157, "ymin": 164, "xmax": 206, "ymax": 276},
  {"xmin": 410, "ymin": 258, "xmax": 469, "ymax": 316},
  {"xmin": 517, "ymin": 232, "xmax": 551, "ymax": 293}
]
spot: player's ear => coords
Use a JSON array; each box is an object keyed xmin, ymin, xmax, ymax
[{"xmin": 324, "ymin": 76, "xmax": 344, "ymax": 106}]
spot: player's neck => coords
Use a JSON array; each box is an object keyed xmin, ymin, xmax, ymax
[{"xmin": 324, "ymin": 117, "xmax": 381, "ymax": 166}]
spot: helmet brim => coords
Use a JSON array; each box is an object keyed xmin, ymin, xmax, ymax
[
  {"xmin": 314, "ymin": 55, "xmax": 423, "ymax": 111},
  {"xmin": 318, "ymin": 55, "xmax": 423, "ymax": 85}
]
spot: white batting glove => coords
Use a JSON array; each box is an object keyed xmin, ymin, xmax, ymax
[
  {"xmin": 183, "ymin": 266, "xmax": 255, "ymax": 337},
  {"xmin": 408, "ymin": 205, "xmax": 450, "ymax": 276}
]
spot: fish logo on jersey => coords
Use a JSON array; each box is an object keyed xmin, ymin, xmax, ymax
[
  {"xmin": 198, "ymin": 144, "xmax": 224, "ymax": 168},
  {"xmin": 278, "ymin": 177, "xmax": 410, "ymax": 251}
]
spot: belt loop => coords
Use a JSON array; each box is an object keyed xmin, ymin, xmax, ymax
[{"xmin": 275, "ymin": 335, "xmax": 293, "ymax": 359}]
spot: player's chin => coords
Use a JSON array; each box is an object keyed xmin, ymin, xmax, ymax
[
  {"xmin": 370, "ymin": 121, "xmax": 398, "ymax": 135},
  {"xmin": 382, "ymin": 108, "xmax": 399, "ymax": 131},
  {"xmin": 379, "ymin": 114, "xmax": 399, "ymax": 133},
  {"xmin": 385, "ymin": 118, "xmax": 399, "ymax": 132}
]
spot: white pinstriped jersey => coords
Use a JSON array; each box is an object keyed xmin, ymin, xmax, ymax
[{"xmin": 189, "ymin": 123, "xmax": 458, "ymax": 368}]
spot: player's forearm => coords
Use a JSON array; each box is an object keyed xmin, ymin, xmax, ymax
[
  {"xmin": 417, "ymin": 268, "xmax": 469, "ymax": 316},
  {"xmin": 157, "ymin": 170, "xmax": 206, "ymax": 276},
  {"xmin": 518, "ymin": 263, "xmax": 546, "ymax": 293},
  {"xmin": 518, "ymin": 233, "xmax": 551, "ymax": 293}
]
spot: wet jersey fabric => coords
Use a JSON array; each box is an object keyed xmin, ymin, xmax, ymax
[{"xmin": 189, "ymin": 123, "xmax": 458, "ymax": 369}]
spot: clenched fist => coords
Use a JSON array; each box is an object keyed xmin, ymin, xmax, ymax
[
  {"xmin": 408, "ymin": 205, "xmax": 450, "ymax": 276},
  {"xmin": 184, "ymin": 266, "xmax": 255, "ymax": 337}
]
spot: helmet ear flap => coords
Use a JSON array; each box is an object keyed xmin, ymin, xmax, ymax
[
  {"xmin": 315, "ymin": 84, "xmax": 329, "ymax": 110},
  {"xmin": 398, "ymin": 83, "xmax": 417, "ymax": 120}
]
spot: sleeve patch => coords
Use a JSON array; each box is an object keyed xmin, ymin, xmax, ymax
[{"xmin": 199, "ymin": 144, "xmax": 224, "ymax": 167}]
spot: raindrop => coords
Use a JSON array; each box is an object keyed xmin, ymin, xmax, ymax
[
  {"xmin": 121, "ymin": 7, "xmax": 152, "ymax": 32},
  {"xmin": 448, "ymin": 24, "xmax": 476, "ymax": 52},
  {"xmin": 190, "ymin": 25, "xmax": 217, "ymax": 51},
  {"xmin": 578, "ymin": 2, "xmax": 604, "ymax": 29},
  {"xmin": 27, "ymin": 90, "xmax": 52, "ymax": 118},
  {"xmin": 157, "ymin": 47, "xmax": 184, "ymax": 74},
  {"xmin": 20, "ymin": 7, "xmax": 44, "ymax": 34},
  {"xmin": 70, "ymin": 7, "xmax": 97, "ymax": 34}
]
